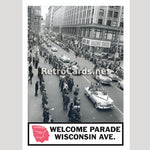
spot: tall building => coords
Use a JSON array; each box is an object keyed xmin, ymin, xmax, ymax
[
  {"xmin": 28, "ymin": 6, "xmax": 42, "ymax": 34},
  {"xmin": 52, "ymin": 6, "xmax": 124, "ymax": 52},
  {"xmin": 45, "ymin": 6, "xmax": 54, "ymax": 32},
  {"xmin": 52, "ymin": 6, "xmax": 66, "ymax": 33}
]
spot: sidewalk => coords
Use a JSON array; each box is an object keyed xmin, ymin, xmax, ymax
[{"xmin": 28, "ymin": 67, "xmax": 44, "ymax": 122}]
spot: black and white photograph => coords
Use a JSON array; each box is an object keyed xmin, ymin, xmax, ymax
[{"xmin": 28, "ymin": 6, "xmax": 124, "ymax": 123}]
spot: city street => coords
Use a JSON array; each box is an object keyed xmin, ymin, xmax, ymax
[
  {"xmin": 28, "ymin": 40, "xmax": 123, "ymax": 122},
  {"xmin": 28, "ymin": 6, "xmax": 124, "ymax": 123}
]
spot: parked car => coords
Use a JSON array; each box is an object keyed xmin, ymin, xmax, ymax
[
  {"xmin": 84, "ymin": 86, "xmax": 114, "ymax": 109},
  {"xmin": 107, "ymin": 69, "xmax": 119, "ymax": 81},
  {"xmin": 108, "ymin": 72, "xmax": 119, "ymax": 81},
  {"xmin": 118, "ymin": 80, "xmax": 124, "ymax": 90}
]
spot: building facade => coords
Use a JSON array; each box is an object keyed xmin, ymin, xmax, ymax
[
  {"xmin": 52, "ymin": 6, "xmax": 66, "ymax": 33},
  {"xmin": 51, "ymin": 6, "xmax": 124, "ymax": 52},
  {"xmin": 28, "ymin": 6, "xmax": 42, "ymax": 34},
  {"xmin": 45, "ymin": 6, "xmax": 54, "ymax": 32}
]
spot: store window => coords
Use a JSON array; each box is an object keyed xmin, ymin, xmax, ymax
[
  {"xmin": 106, "ymin": 20, "xmax": 111, "ymax": 26},
  {"xmin": 87, "ymin": 28, "xmax": 90, "ymax": 37},
  {"xmin": 99, "ymin": 31, "xmax": 103, "ymax": 39},
  {"xmin": 107, "ymin": 32, "xmax": 113, "ymax": 40},
  {"xmin": 119, "ymin": 35, "xmax": 123, "ymax": 42},
  {"xmin": 83, "ymin": 29, "xmax": 86, "ymax": 37},
  {"xmin": 93, "ymin": 30, "xmax": 96, "ymax": 38},
  {"xmin": 108, "ymin": 11, "xmax": 113, "ymax": 17},
  {"xmin": 96, "ymin": 31, "xmax": 100, "ymax": 39},
  {"xmin": 114, "ymin": 12, "xmax": 119, "ymax": 18},
  {"xmin": 111, "ymin": 21, "xmax": 117, "ymax": 27},
  {"xmin": 104, "ymin": 31, "xmax": 107, "ymax": 39},
  {"xmin": 98, "ymin": 19, "xmax": 103, "ymax": 25}
]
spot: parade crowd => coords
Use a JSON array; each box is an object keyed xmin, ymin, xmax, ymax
[
  {"xmin": 28, "ymin": 31, "xmax": 123, "ymax": 123},
  {"xmin": 28, "ymin": 44, "xmax": 81, "ymax": 122}
]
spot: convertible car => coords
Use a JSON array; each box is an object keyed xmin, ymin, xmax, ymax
[
  {"xmin": 51, "ymin": 46, "xmax": 58, "ymax": 52},
  {"xmin": 68, "ymin": 61, "xmax": 81, "ymax": 75},
  {"xmin": 93, "ymin": 73, "xmax": 112, "ymax": 85},
  {"xmin": 84, "ymin": 86, "xmax": 114, "ymax": 109},
  {"xmin": 60, "ymin": 55, "xmax": 70, "ymax": 63}
]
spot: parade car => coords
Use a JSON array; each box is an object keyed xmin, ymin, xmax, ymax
[
  {"xmin": 84, "ymin": 86, "xmax": 114, "ymax": 109},
  {"xmin": 55, "ymin": 40, "xmax": 60, "ymax": 45},
  {"xmin": 51, "ymin": 46, "xmax": 58, "ymax": 52},
  {"xmin": 60, "ymin": 55, "xmax": 70, "ymax": 63},
  {"xmin": 47, "ymin": 42, "xmax": 51, "ymax": 47},
  {"xmin": 68, "ymin": 61, "xmax": 81, "ymax": 75},
  {"xmin": 118, "ymin": 80, "xmax": 124, "ymax": 90},
  {"xmin": 93, "ymin": 74, "xmax": 112, "ymax": 85}
]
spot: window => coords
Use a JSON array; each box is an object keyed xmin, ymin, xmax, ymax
[
  {"xmin": 119, "ymin": 35, "xmax": 123, "ymax": 42},
  {"xmin": 107, "ymin": 20, "xmax": 111, "ymax": 26},
  {"xmin": 120, "ymin": 22, "xmax": 123, "ymax": 27},
  {"xmin": 114, "ymin": 12, "xmax": 119, "ymax": 18},
  {"xmin": 83, "ymin": 11, "xmax": 86, "ymax": 17},
  {"xmin": 111, "ymin": 21, "xmax": 117, "ymax": 27},
  {"xmin": 79, "ymin": 20, "xmax": 81, "ymax": 24},
  {"xmin": 87, "ymin": 10, "xmax": 91, "ymax": 16},
  {"xmin": 80, "ymin": 12, "xmax": 82, "ymax": 18},
  {"xmin": 82, "ymin": 19, "xmax": 85, "ymax": 24},
  {"xmin": 104, "ymin": 31, "xmax": 107, "ymax": 39},
  {"xmin": 91, "ymin": 18, "xmax": 93, "ymax": 24},
  {"xmin": 87, "ymin": 28, "xmax": 90, "ymax": 37},
  {"xmin": 108, "ymin": 11, "xmax": 113, "ymax": 17},
  {"xmin": 99, "ymin": 9, "xmax": 104, "ymax": 16},
  {"xmin": 92, "ymin": 9, "xmax": 94, "ymax": 16},
  {"xmin": 112, "ymin": 33, "xmax": 116, "ymax": 41},
  {"xmin": 98, "ymin": 19, "xmax": 103, "ymax": 25},
  {"xmin": 96, "ymin": 31, "xmax": 100, "ymax": 39},
  {"xmin": 107, "ymin": 32, "xmax": 113, "ymax": 40},
  {"xmin": 88, "ymin": 6, "xmax": 91, "ymax": 9}
]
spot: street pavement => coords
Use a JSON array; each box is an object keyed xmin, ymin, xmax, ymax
[{"xmin": 28, "ymin": 41, "xmax": 123, "ymax": 122}]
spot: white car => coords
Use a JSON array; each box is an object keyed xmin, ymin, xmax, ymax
[
  {"xmin": 60, "ymin": 55, "xmax": 70, "ymax": 63},
  {"xmin": 108, "ymin": 72, "xmax": 119, "ymax": 81},
  {"xmin": 84, "ymin": 87, "xmax": 114, "ymax": 109},
  {"xmin": 69, "ymin": 62, "xmax": 81, "ymax": 75},
  {"xmin": 94, "ymin": 74, "xmax": 112, "ymax": 85},
  {"xmin": 51, "ymin": 47, "xmax": 57, "ymax": 52},
  {"xmin": 118, "ymin": 80, "xmax": 124, "ymax": 90}
]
